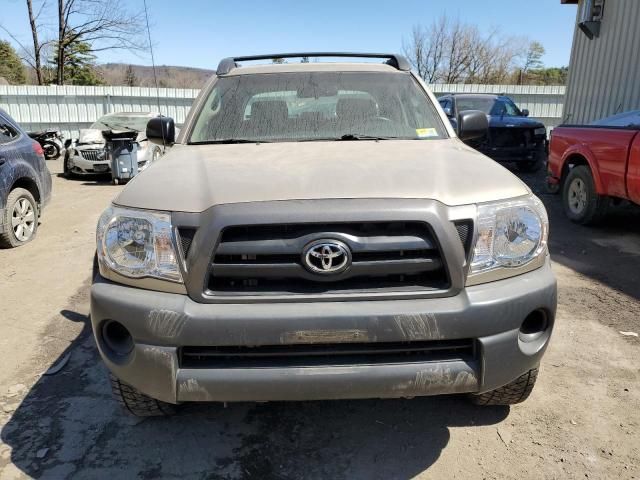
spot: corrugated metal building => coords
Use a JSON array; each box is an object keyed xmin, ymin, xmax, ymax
[{"xmin": 562, "ymin": 0, "xmax": 640, "ymax": 123}]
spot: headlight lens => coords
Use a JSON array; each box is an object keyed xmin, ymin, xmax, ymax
[
  {"xmin": 470, "ymin": 195, "xmax": 548, "ymax": 279},
  {"xmin": 534, "ymin": 127, "xmax": 547, "ymax": 136},
  {"xmin": 96, "ymin": 206, "xmax": 183, "ymax": 283}
]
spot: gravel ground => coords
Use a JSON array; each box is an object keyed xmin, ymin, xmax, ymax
[{"xmin": 0, "ymin": 157, "xmax": 639, "ymax": 479}]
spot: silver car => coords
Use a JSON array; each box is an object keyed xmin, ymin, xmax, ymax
[{"xmin": 64, "ymin": 112, "xmax": 164, "ymax": 177}]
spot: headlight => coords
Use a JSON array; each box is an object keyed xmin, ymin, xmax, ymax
[
  {"xmin": 534, "ymin": 127, "xmax": 547, "ymax": 136},
  {"xmin": 96, "ymin": 206, "xmax": 183, "ymax": 283},
  {"xmin": 468, "ymin": 195, "xmax": 548, "ymax": 285}
]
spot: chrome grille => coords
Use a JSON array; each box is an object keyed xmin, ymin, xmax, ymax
[
  {"xmin": 79, "ymin": 149, "xmax": 105, "ymax": 161},
  {"xmin": 207, "ymin": 222, "xmax": 449, "ymax": 295}
]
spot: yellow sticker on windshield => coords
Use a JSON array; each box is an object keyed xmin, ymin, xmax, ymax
[{"xmin": 416, "ymin": 128, "xmax": 438, "ymax": 138}]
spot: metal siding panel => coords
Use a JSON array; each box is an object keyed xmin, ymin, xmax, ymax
[
  {"xmin": 564, "ymin": 0, "xmax": 640, "ymax": 123},
  {"xmin": 2, "ymin": 83, "xmax": 564, "ymax": 133}
]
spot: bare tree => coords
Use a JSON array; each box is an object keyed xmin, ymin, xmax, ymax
[
  {"xmin": 402, "ymin": 18, "xmax": 447, "ymax": 83},
  {"xmin": 404, "ymin": 15, "xmax": 532, "ymax": 85},
  {"xmin": 55, "ymin": 0, "xmax": 146, "ymax": 85},
  {"xmin": 26, "ymin": 0, "xmax": 47, "ymax": 84},
  {"xmin": 123, "ymin": 64, "xmax": 137, "ymax": 86},
  {"xmin": 0, "ymin": 1, "xmax": 52, "ymax": 85}
]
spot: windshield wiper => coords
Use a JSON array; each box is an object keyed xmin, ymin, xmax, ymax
[
  {"xmin": 190, "ymin": 139, "xmax": 270, "ymax": 145},
  {"xmin": 295, "ymin": 134, "xmax": 399, "ymax": 142},
  {"xmin": 339, "ymin": 134, "xmax": 396, "ymax": 141}
]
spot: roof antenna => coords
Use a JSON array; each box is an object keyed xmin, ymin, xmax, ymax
[{"xmin": 143, "ymin": 0, "xmax": 166, "ymax": 150}]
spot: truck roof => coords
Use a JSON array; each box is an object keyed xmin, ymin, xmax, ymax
[
  {"xmin": 216, "ymin": 52, "xmax": 411, "ymax": 76},
  {"xmin": 223, "ymin": 62, "xmax": 401, "ymax": 76}
]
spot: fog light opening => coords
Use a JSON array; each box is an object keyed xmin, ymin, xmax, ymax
[
  {"xmin": 102, "ymin": 320, "xmax": 134, "ymax": 356},
  {"xmin": 520, "ymin": 310, "xmax": 549, "ymax": 337}
]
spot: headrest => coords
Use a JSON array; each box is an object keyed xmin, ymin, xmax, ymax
[
  {"xmin": 336, "ymin": 97, "xmax": 377, "ymax": 119},
  {"xmin": 250, "ymin": 100, "xmax": 289, "ymax": 122}
]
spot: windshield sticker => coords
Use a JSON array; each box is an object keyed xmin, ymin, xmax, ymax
[{"xmin": 416, "ymin": 128, "xmax": 438, "ymax": 138}]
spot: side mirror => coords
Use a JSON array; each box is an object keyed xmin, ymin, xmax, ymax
[
  {"xmin": 443, "ymin": 106, "xmax": 454, "ymax": 117},
  {"xmin": 457, "ymin": 110, "xmax": 489, "ymax": 142},
  {"xmin": 522, "ymin": 109, "xmax": 530, "ymax": 117},
  {"xmin": 146, "ymin": 117, "xmax": 175, "ymax": 145}
]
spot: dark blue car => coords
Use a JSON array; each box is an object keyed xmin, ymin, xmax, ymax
[
  {"xmin": 438, "ymin": 94, "xmax": 548, "ymax": 172},
  {"xmin": 0, "ymin": 108, "xmax": 52, "ymax": 248}
]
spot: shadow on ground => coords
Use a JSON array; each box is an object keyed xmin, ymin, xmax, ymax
[
  {"xmin": 2, "ymin": 308, "xmax": 508, "ymax": 479},
  {"xmin": 515, "ymin": 166, "xmax": 640, "ymax": 303}
]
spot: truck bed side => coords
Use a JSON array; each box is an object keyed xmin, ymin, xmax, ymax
[{"xmin": 549, "ymin": 126, "xmax": 639, "ymax": 200}]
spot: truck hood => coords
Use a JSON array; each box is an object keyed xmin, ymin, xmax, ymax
[{"xmin": 114, "ymin": 139, "xmax": 530, "ymax": 212}]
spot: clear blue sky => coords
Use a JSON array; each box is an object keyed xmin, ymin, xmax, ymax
[{"xmin": 2, "ymin": 0, "xmax": 577, "ymax": 69}]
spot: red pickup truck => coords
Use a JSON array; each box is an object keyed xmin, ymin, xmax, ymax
[{"xmin": 547, "ymin": 111, "xmax": 640, "ymax": 224}]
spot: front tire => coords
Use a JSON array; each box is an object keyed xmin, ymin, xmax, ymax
[
  {"xmin": 109, "ymin": 373, "xmax": 176, "ymax": 417},
  {"xmin": 63, "ymin": 152, "xmax": 76, "ymax": 179},
  {"xmin": 0, "ymin": 188, "xmax": 39, "ymax": 248},
  {"xmin": 469, "ymin": 368, "xmax": 538, "ymax": 406},
  {"xmin": 562, "ymin": 165, "xmax": 609, "ymax": 225}
]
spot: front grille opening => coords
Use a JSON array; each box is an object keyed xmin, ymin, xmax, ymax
[
  {"xmin": 209, "ymin": 270, "xmax": 449, "ymax": 294},
  {"xmin": 453, "ymin": 220, "xmax": 474, "ymax": 257},
  {"xmin": 177, "ymin": 228, "xmax": 197, "ymax": 257},
  {"xmin": 220, "ymin": 222, "xmax": 431, "ymax": 242},
  {"xmin": 180, "ymin": 339, "xmax": 475, "ymax": 368},
  {"xmin": 79, "ymin": 149, "xmax": 105, "ymax": 161},
  {"xmin": 208, "ymin": 221, "xmax": 450, "ymax": 296}
]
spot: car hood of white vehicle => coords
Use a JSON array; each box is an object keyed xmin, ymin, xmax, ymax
[{"xmin": 114, "ymin": 139, "xmax": 531, "ymax": 212}]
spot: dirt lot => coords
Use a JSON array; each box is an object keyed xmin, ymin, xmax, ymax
[{"xmin": 1, "ymin": 157, "xmax": 639, "ymax": 479}]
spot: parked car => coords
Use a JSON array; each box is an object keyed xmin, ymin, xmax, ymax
[
  {"xmin": 63, "ymin": 112, "xmax": 165, "ymax": 177},
  {"xmin": 0, "ymin": 108, "xmax": 52, "ymax": 248},
  {"xmin": 27, "ymin": 129, "xmax": 64, "ymax": 160},
  {"xmin": 547, "ymin": 110, "xmax": 640, "ymax": 224},
  {"xmin": 438, "ymin": 93, "xmax": 548, "ymax": 172},
  {"xmin": 91, "ymin": 53, "xmax": 556, "ymax": 416}
]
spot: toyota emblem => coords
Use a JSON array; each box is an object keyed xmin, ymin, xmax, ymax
[{"xmin": 302, "ymin": 240, "xmax": 352, "ymax": 274}]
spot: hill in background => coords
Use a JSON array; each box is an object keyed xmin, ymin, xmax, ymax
[{"xmin": 97, "ymin": 63, "xmax": 214, "ymax": 89}]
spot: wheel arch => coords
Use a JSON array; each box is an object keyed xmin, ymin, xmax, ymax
[
  {"xmin": 560, "ymin": 149, "xmax": 604, "ymax": 194},
  {"xmin": 11, "ymin": 176, "xmax": 41, "ymax": 204}
]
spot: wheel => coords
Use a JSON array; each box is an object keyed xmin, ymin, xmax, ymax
[
  {"xmin": 0, "ymin": 188, "xmax": 39, "ymax": 248},
  {"xmin": 109, "ymin": 373, "xmax": 176, "ymax": 417},
  {"xmin": 63, "ymin": 152, "xmax": 76, "ymax": 179},
  {"xmin": 42, "ymin": 141, "xmax": 60, "ymax": 160},
  {"xmin": 516, "ymin": 152, "xmax": 545, "ymax": 173},
  {"xmin": 469, "ymin": 368, "xmax": 538, "ymax": 406},
  {"xmin": 562, "ymin": 165, "xmax": 609, "ymax": 225}
]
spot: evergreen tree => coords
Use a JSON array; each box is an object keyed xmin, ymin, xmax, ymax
[
  {"xmin": 0, "ymin": 41, "xmax": 27, "ymax": 85},
  {"xmin": 51, "ymin": 36, "xmax": 102, "ymax": 85}
]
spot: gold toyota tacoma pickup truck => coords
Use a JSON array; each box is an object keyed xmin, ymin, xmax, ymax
[{"xmin": 91, "ymin": 53, "xmax": 556, "ymax": 416}]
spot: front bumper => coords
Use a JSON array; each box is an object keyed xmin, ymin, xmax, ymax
[
  {"xmin": 70, "ymin": 147, "xmax": 151, "ymax": 174},
  {"xmin": 90, "ymin": 258, "xmax": 557, "ymax": 404},
  {"xmin": 69, "ymin": 153, "xmax": 111, "ymax": 174},
  {"xmin": 478, "ymin": 144, "xmax": 546, "ymax": 163}
]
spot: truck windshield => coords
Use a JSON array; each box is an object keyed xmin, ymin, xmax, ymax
[
  {"xmin": 456, "ymin": 97, "xmax": 522, "ymax": 117},
  {"xmin": 189, "ymin": 72, "xmax": 448, "ymax": 143}
]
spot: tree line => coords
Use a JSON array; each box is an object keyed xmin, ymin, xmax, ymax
[
  {"xmin": 1, "ymin": 0, "xmax": 145, "ymax": 86},
  {"xmin": 403, "ymin": 15, "xmax": 567, "ymax": 85}
]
